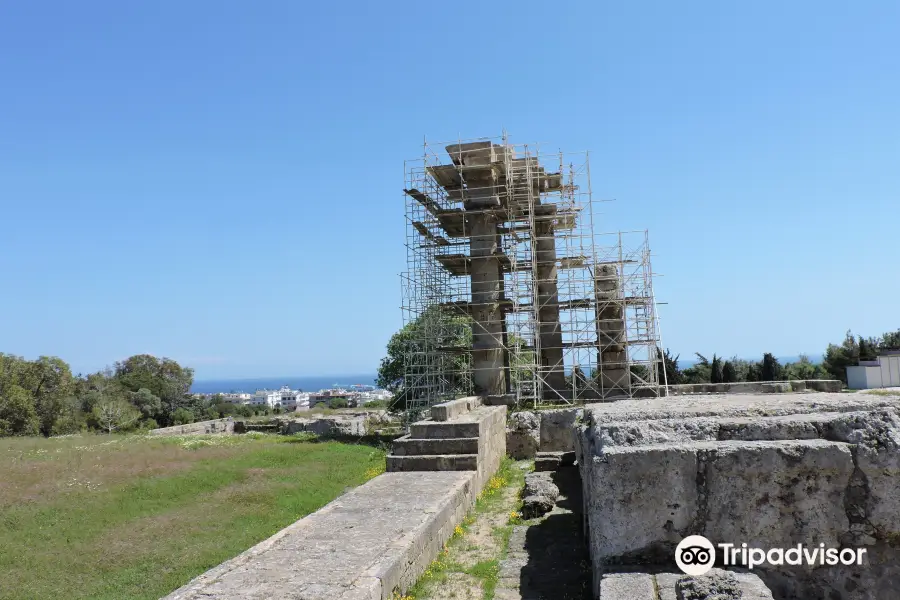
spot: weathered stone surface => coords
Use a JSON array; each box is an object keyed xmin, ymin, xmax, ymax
[
  {"xmin": 431, "ymin": 396, "xmax": 480, "ymax": 421},
  {"xmin": 386, "ymin": 453, "xmax": 478, "ymax": 471},
  {"xmin": 520, "ymin": 471, "xmax": 560, "ymax": 519},
  {"xmin": 506, "ymin": 411, "xmax": 539, "ymax": 459},
  {"xmin": 656, "ymin": 570, "xmax": 774, "ymax": 600},
  {"xmin": 149, "ymin": 418, "xmax": 234, "ymax": 436},
  {"xmin": 538, "ymin": 408, "xmax": 581, "ymax": 451},
  {"xmin": 598, "ymin": 572, "xmax": 657, "ymax": 599},
  {"xmin": 390, "ymin": 435, "xmax": 479, "ymax": 456},
  {"xmin": 521, "ymin": 495, "xmax": 555, "ymax": 519},
  {"xmin": 533, "ymin": 455, "xmax": 560, "ymax": 471},
  {"xmin": 675, "ymin": 570, "xmax": 742, "ymax": 600},
  {"xmin": 523, "ymin": 471, "xmax": 559, "ymax": 500},
  {"xmin": 668, "ymin": 380, "xmax": 843, "ymax": 395},
  {"xmin": 164, "ymin": 472, "xmax": 477, "ymax": 600},
  {"xmin": 578, "ymin": 393, "xmax": 900, "ymax": 600}
]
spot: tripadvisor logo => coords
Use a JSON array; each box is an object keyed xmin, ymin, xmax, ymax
[
  {"xmin": 675, "ymin": 535, "xmax": 868, "ymax": 575},
  {"xmin": 675, "ymin": 536, "xmax": 716, "ymax": 576}
]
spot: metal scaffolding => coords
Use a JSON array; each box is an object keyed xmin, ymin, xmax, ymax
[{"xmin": 400, "ymin": 134, "xmax": 661, "ymax": 415}]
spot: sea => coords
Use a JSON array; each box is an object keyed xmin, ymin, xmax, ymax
[{"xmin": 190, "ymin": 374, "xmax": 378, "ymax": 394}]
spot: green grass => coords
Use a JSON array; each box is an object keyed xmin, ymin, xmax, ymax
[
  {"xmin": 405, "ymin": 459, "xmax": 526, "ymax": 600},
  {"xmin": 0, "ymin": 433, "xmax": 384, "ymax": 600},
  {"xmin": 863, "ymin": 389, "xmax": 900, "ymax": 397}
]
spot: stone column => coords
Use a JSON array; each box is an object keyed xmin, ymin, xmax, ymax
[
  {"xmin": 594, "ymin": 264, "xmax": 629, "ymax": 396},
  {"xmin": 470, "ymin": 213, "xmax": 506, "ymax": 396},
  {"xmin": 535, "ymin": 220, "xmax": 566, "ymax": 399}
]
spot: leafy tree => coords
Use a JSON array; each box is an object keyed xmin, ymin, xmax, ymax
[
  {"xmin": 377, "ymin": 307, "xmax": 472, "ymax": 411},
  {"xmin": 761, "ymin": 353, "xmax": 782, "ymax": 381},
  {"xmin": 883, "ymin": 330, "xmax": 900, "ymax": 350},
  {"xmin": 658, "ymin": 348, "xmax": 682, "ymax": 386},
  {"xmin": 171, "ymin": 407, "xmax": 194, "ymax": 425},
  {"xmin": 858, "ymin": 337, "xmax": 878, "ymax": 362},
  {"xmin": 682, "ymin": 353, "xmax": 711, "ymax": 384},
  {"xmin": 782, "ymin": 354, "xmax": 826, "ymax": 380},
  {"xmin": 25, "ymin": 357, "xmax": 75, "ymax": 436},
  {"xmin": 92, "ymin": 398, "xmax": 139, "ymax": 434},
  {"xmin": 130, "ymin": 388, "xmax": 162, "ymax": 419},
  {"xmin": 822, "ymin": 331, "xmax": 860, "ymax": 383},
  {"xmin": 114, "ymin": 355, "xmax": 194, "ymax": 425},
  {"xmin": 722, "ymin": 361, "xmax": 737, "ymax": 383},
  {"xmin": 710, "ymin": 354, "xmax": 723, "ymax": 384},
  {"xmin": 0, "ymin": 385, "xmax": 40, "ymax": 436}
]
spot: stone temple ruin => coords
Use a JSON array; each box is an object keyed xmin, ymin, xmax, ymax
[
  {"xmin": 401, "ymin": 135, "xmax": 662, "ymax": 412},
  {"xmin": 164, "ymin": 134, "xmax": 899, "ymax": 600}
]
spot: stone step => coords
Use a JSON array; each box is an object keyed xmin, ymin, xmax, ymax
[
  {"xmin": 386, "ymin": 453, "xmax": 479, "ymax": 472},
  {"xmin": 534, "ymin": 451, "xmax": 576, "ymax": 471},
  {"xmin": 391, "ymin": 435, "xmax": 480, "ymax": 456},
  {"xmin": 409, "ymin": 420, "xmax": 481, "ymax": 440}
]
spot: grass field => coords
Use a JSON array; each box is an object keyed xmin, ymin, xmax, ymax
[{"xmin": 0, "ymin": 433, "xmax": 386, "ymax": 600}]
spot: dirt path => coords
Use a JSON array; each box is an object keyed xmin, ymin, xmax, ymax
[
  {"xmin": 406, "ymin": 461, "xmax": 527, "ymax": 600},
  {"xmin": 407, "ymin": 461, "xmax": 591, "ymax": 600}
]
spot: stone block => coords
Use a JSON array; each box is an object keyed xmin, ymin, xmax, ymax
[
  {"xmin": 587, "ymin": 445, "xmax": 699, "ymax": 563},
  {"xmin": 506, "ymin": 411, "xmax": 539, "ymax": 459},
  {"xmin": 386, "ymin": 454, "xmax": 478, "ymax": 472},
  {"xmin": 598, "ymin": 572, "xmax": 656, "ymax": 600},
  {"xmin": 410, "ymin": 420, "xmax": 481, "ymax": 440},
  {"xmin": 391, "ymin": 435, "xmax": 479, "ymax": 456},
  {"xmin": 704, "ymin": 440, "xmax": 854, "ymax": 548},
  {"xmin": 430, "ymin": 396, "xmax": 480, "ymax": 421},
  {"xmin": 538, "ymin": 408, "xmax": 581, "ymax": 451}
]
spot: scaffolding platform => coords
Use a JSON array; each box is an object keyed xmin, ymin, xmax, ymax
[{"xmin": 401, "ymin": 134, "xmax": 663, "ymax": 414}]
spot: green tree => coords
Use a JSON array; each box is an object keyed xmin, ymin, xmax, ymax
[
  {"xmin": 0, "ymin": 385, "xmax": 40, "ymax": 436},
  {"xmin": 682, "ymin": 353, "xmax": 711, "ymax": 384},
  {"xmin": 24, "ymin": 357, "xmax": 75, "ymax": 436},
  {"xmin": 858, "ymin": 337, "xmax": 878, "ymax": 362},
  {"xmin": 657, "ymin": 348, "xmax": 682, "ymax": 385},
  {"xmin": 171, "ymin": 407, "xmax": 194, "ymax": 425},
  {"xmin": 782, "ymin": 354, "xmax": 826, "ymax": 380},
  {"xmin": 114, "ymin": 355, "xmax": 194, "ymax": 425},
  {"xmin": 376, "ymin": 307, "xmax": 472, "ymax": 411},
  {"xmin": 130, "ymin": 388, "xmax": 162, "ymax": 419},
  {"xmin": 761, "ymin": 353, "xmax": 781, "ymax": 381},
  {"xmin": 722, "ymin": 360, "xmax": 737, "ymax": 383},
  {"xmin": 822, "ymin": 331, "xmax": 860, "ymax": 384},
  {"xmin": 882, "ymin": 330, "xmax": 900, "ymax": 350},
  {"xmin": 710, "ymin": 354, "xmax": 723, "ymax": 384}
]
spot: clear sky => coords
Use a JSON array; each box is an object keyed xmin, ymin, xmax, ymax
[{"xmin": 1, "ymin": 1, "xmax": 897, "ymax": 379}]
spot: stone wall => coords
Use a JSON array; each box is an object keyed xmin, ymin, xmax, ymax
[
  {"xmin": 507, "ymin": 407, "xmax": 582, "ymax": 458},
  {"xmin": 148, "ymin": 418, "xmax": 234, "ymax": 436},
  {"xmin": 576, "ymin": 393, "xmax": 900, "ymax": 599},
  {"xmin": 669, "ymin": 379, "xmax": 843, "ymax": 395}
]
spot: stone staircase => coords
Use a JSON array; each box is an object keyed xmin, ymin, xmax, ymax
[{"xmin": 387, "ymin": 396, "xmax": 506, "ymax": 495}]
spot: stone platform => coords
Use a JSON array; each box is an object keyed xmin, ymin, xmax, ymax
[{"xmin": 576, "ymin": 392, "xmax": 900, "ymax": 600}]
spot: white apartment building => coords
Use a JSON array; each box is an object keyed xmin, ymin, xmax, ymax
[{"xmin": 251, "ymin": 389, "xmax": 281, "ymax": 407}]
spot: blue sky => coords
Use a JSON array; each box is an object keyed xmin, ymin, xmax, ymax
[{"xmin": 1, "ymin": 1, "xmax": 897, "ymax": 379}]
